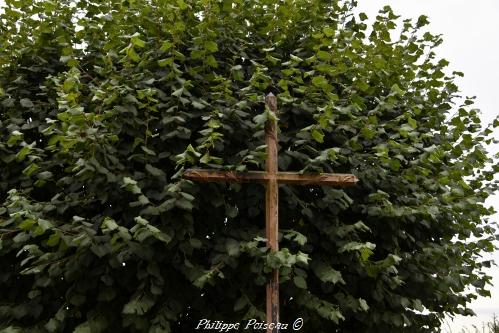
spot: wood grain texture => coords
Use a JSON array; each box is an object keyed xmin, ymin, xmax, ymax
[
  {"xmin": 265, "ymin": 93, "xmax": 279, "ymax": 333},
  {"xmin": 183, "ymin": 169, "xmax": 358, "ymax": 186}
]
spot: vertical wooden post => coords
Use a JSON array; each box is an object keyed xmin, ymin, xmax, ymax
[{"xmin": 265, "ymin": 93, "xmax": 279, "ymax": 332}]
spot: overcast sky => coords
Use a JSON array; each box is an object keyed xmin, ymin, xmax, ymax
[{"xmin": 356, "ymin": 1, "xmax": 499, "ymax": 331}]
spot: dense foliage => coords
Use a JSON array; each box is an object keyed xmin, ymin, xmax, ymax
[{"xmin": 1, "ymin": 0, "xmax": 498, "ymax": 332}]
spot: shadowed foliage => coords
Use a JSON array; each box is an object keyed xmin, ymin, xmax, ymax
[{"xmin": 1, "ymin": 0, "xmax": 498, "ymax": 332}]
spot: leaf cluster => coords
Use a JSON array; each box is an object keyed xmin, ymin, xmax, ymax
[{"xmin": 0, "ymin": 0, "xmax": 498, "ymax": 332}]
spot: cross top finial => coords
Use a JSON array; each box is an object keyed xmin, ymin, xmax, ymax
[{"xmin": 265, "ymin": 93, "xmax": 278, "ymax": 113}]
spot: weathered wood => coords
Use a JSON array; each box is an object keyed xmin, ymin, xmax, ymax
[
  {"xmin": 276, "ymin": 172, "xmax": 358, "ymax": 186},
  {"xmin": 182, "ymin": 92, "xmax": 358, "ymax": 333},
  {"xmin": 184, "ymin": 169, "xmax": 358, "ymax": 186},
  {"xmin": 265, "ymin": 93, "xmax": 279, "ymax": 333}
]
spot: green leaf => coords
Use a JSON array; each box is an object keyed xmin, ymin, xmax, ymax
[
  {"xmin": 141, "ymin": 146, "xmax": 156, "ymax": 156},
  {"xmin": 413, "ymin": 299, "xmax": 424, "ymax": 312},
  {"xmin": 60, "ymin": 55, "xmax": 73, "ymax": 63},
  {"xmin": 16, "ymin": 146, "xmax": 31, "ymax": 161},
  {"xmin": 191, "ymin": 100, "xmax": 205, "ymax": 109},
  {"xmin": 123, "ymin": 295, "xmax": 155, "ymax": 315},
  {"xmin": 373, "ymin": 55, "xmax": 386, "ymax": 69},
  {"xmin": 283, "ymin": 230, "xmax": 307, "ymax": 246},
  {"xmin": 312, "ymin": 261, "xmax": 345, "ymax": 285},
  {"xmin": 339, "ymin": 242, "xmax": 376, "ymax": 253},
  {"xmin": 102, "ymin": 217, "xmax": 119, "ymax": 231},
  {"xmin": 290, "ymin": 54, "xmax": 303, "ymax": 63},
  {"xmin": 391, "ymin": 83, "xmax": 405, "ymax": 96},
  {"xmin": 225, "ymin": 205, "xmax": 238, "ymax": 218},
  {"xmin": 358, "ymin": 298, "xmax": 369, "ymax": 312},
  {"xmin": 312, "ymin": 76, "xmax": 328, "ymax": 88},
  {"xmin": 253, "ymin": 112, "xmax": 268, "ymax": 126},
  {"xmin": 226, "ymin": 238, "xmax": 240, "ymax": 256},
  {"xmin": 311, "ymin": 129, "xmax": 324, "ymax": 143},
  {"xmin": 234, "ymin": 296, "xmax": 248, "ymax": 312},
  {"xmin": 7, "ymin": 130, "xmax": 23, "ymax": 146},
  {"xmin": 145, "ymin": 164, "xmax": 165, "ymax": 177},
  {"xmin": 293, "ymin": 276, "xmax": 307, "ymax": 289},
  {"xmin": 323, "ymin": 27, "xmax": 334, "ymax": 37},
  {"xmin": 13, "ymin": 233, "xmax": 30, "ymax": 243},
  {"xmin": 172, "ymin": 87, "xmax": 183, "ymax": 97},
  {"xmin": 295, "ymin": 252, "xmax": 310, "ymax": 265},
  {"xmin": 46, "ymin": 233, "xmax": 60, "ymax": 247},
  {"xmin": 317, "ymin": 50, "xmax": 330, "ymax": 61},
  {"xmin": 22, "ymin": 163, "xmax": 39, "ymax": 176},
  {"xmin": 204, "ymin": 41, "xmax": 218, "ymax": 53},
  {"xmin": 63, "ymin": 78, "xmax": 75, "ymax": 92},
  {"xmin": 190, "ymin": 238, "xmax": 202, "ymax": 249},
  {"xmin": 355, "ymin": 80, "xmax": 369, "ymax": 92},
  {"xmin": 37, "ymin": 171, "xmax": 53, "ymax": 180},
  {"xmin": 126, "ymin": 46, "xmax": 141, "ymax": 62},
  {"xmin": 137, "ymin": 195, "xmax": 150, "ymax": 205},
  {"xmin": 408, "ymin": 116, "xmax": 417, "ymax": 129},
  {"xmin": 122, "ymin": 177, "xmax": 141, "ymax": 194},
  {"xmin": 19, "ymin": 219, "xmax": 36, "ymax": 231},
  {"xmin": 417, "ymin": 15, "xmax": 429, "ymax": 27},
  {"xmin": 158, "ymin": 58, "xmax": 173, "ymax": 67},
  {"xmin": 131, "ymin": 33, "xmax": 146, "ymax": 48},
  {"xmin": 175, "ymin": 198, "xmax": 193, "ymax": 211},
  {"xmin": 160, "ymin": 40, "xmax": 173, "ymax": 51},
  {"xmin": 73, "ymin": 322, "xmax": 92, "ymax": 333},
  {"xmin": 20, "ymin": 98, "xmax": 34, "ymax": 108},
  {"xmin": 37, "ymin": 219, "xmax": 54, "ymax": 231}
]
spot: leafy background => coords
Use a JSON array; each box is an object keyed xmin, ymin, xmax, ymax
[
  {"xmin": 1, "ymin": 0, "xmax": 498, "ymax": 332},
  {"xmin": 355, "ymin": 1, "xmax": 499, "ymax": 331}
]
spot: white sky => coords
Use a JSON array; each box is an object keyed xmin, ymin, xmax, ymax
[{"xmin": 355, "ymin": 1, "xmax": 499, "ymax": 331}]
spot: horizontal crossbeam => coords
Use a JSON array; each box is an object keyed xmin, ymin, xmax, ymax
[{"xmin": 183, "ymin": 169, "xmax": 358, "ymax": 187}]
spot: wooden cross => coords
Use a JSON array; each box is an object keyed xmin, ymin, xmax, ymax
[{"xmin": 184, "ymin": 93, "xmax": 358, "ymax": 332}]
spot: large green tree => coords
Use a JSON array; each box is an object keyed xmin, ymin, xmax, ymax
[{"xmin": 1, "ymin": 0, "xmax": 498, "ymax": 332}]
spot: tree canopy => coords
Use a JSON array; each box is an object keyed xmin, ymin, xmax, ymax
[{"xmin": 1, "ymin": 0, "xmax": 498, "ymax": 332}]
